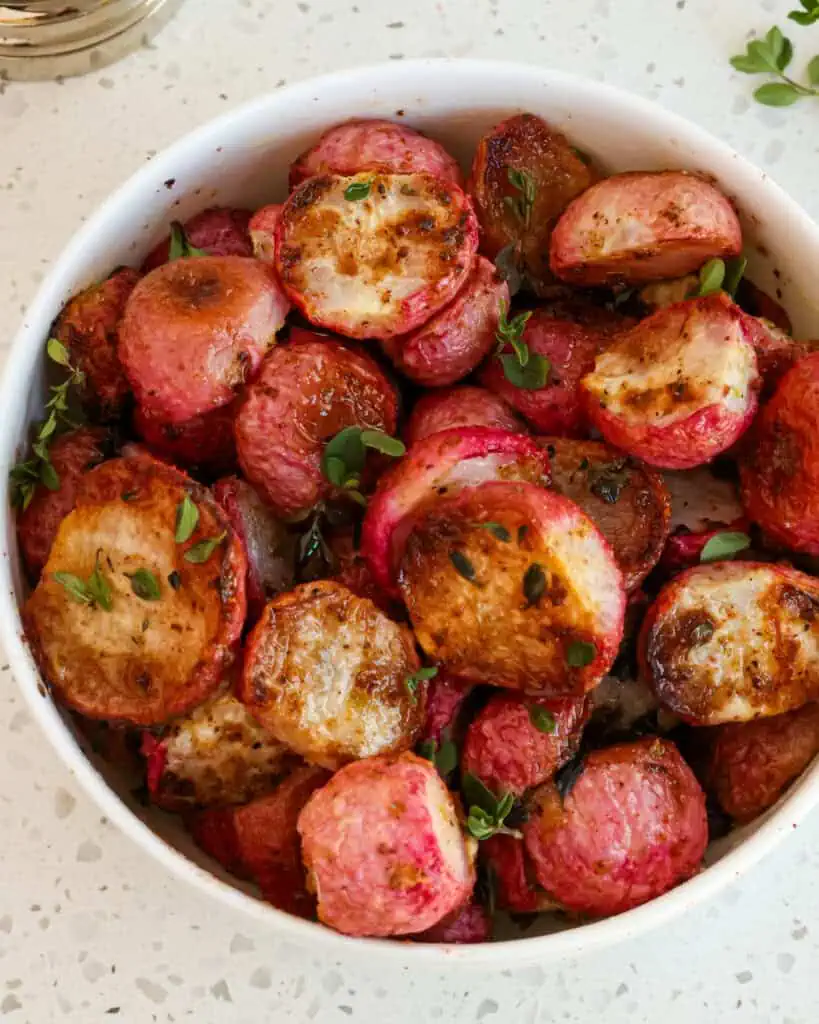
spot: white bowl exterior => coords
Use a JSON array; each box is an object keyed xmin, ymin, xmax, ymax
[{"xmin": 2, "ymin": 59, "xmax": 819, "ymax": 965}]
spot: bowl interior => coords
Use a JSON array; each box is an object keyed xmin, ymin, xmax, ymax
[{"xmin": 3, "ymin": 59, "xmax": 819, "ymax": 960}]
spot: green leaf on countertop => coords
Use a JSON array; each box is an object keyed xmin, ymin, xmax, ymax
[
  {"xmin": 808, "ymin": 55, "xmax": 819, "ymax": 85},
  {"xmin": 754, "ymin": 82, "xmax": 803, "ymax": 105},
  {"xmin": 789, "ymin": 0, "xmax": 819, "ymax": 26}
]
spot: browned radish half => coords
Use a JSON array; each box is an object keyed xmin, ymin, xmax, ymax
[
  {"xmin": 143, "ymin": 689, "xmax": 294, "ymax": 811},
  {"xmin": 469, "ymin": 113, "xmax": 594, "ymax": 294},
  {"xmin": 399, "ymin": 480, "xmax": 625, "ymax": 695},
  {"xmin": 119, "ymin": 256, "xmax": 289, "ymax": 424},
  {"xmin": 382, "ymin": 256, "xmax": 508, "ymax": 386},
  {"xmin": 703, "ymin": 703, "xmax": 819, "ymax": 823},
  {"xmin": 297, "ymin": 752, "xmax": 476, "ymax": 937},
  {"xmin": 289, "ymin": 118, "xmax": 463, "ymax": 189},
  {"xmin": 23, "ymin": 453, "xmax": 246, "ymax": 725},
  {"xmin": 275, "ymin": 172, "xmax": 478, "ymax": 340},
  {"xmin": 581, "ymin": 294, "xmax": 759, "ymax": 469},
  {"xmin": 361, "ymin": 427, "xmax": 551, "ymax": 597},
  {"xmin": 740, "ymin": 353, "xmax": 819, "ymax": 554},
  {"xmin": 405, "ymin": 387, "xmax": 523, "ymax": 446},
  {"xmin": 543, "ymin": 437, "xmax": 671, "ymax": 591},
  {"xmin": 52, "ymin": 267, "xmax": 140, "ymax": 422},
  {"xmin": 239, "ymin": 581, "xmax": 424, "ymax": 769},
  {"xmin": 234, "ymin": 333, "xmax": 398, "ymax": 519},
  {"xmin": 550, "ymin": 171, "xmax": 742, "ymax": 286},
  {"xmin": 639, "ymin": 561, "xmax": 819, "ymax": 725},
  {"xmin": 523, "ymin": 738, "xmax": 707, "ymax": 916}
]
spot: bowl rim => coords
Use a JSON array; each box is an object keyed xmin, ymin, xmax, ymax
[{"xmin": 2, "ymin": 56, "xmax": 819, "ymax": 965}]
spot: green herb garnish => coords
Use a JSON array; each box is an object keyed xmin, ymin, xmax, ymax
[
  {"xmin": 495, "ymin": 302, "xmax": 549, "ymax": 390},
  {"xmin": 730, "ymin": 25, "xmax": 819, "ymax": 106},
  {"xmin": 54, "ymin": 552, "xmax": 112, "ymax": 611},
  {"xmin": 522, "ymin": 563, "xmax": 546, "ymax": 607},
  {"xmin": 587, "ymin": 459, "xmax": 630, "ymax": 505},
  {"xmin": 321, "ymin": 426, "xmax": 405, "ymax": 506},
  {"xmin": 462, "ymin": 773, "xmax": 521, "ymax": 841},
  {"xmin": 449, "ymin": 550, "xmax": 477, "ymax": 583},
  {"xmin": 418, "ymin": 732, "xmax": 458, "ymax": 780},
  {"xmin": 699, "ymin": 531, "xmax": 751, "ymax": 563},
  {"xmin": 697, "ymin": 258, "xmax": 727, "ymax": 297},
  {"xmin": 528, "ymin": 704, "xmax": 556, "ymax": 734},
  {"xmin": 127, "ymin": 569, "xmax": 161, "ymax": 601},
  {"xmin": 9, "ymin": 338, "xmax": 86, "ymax": 509},
  {"xmin": 174, "ymin": 495, "xmax": 199, "ymax": 543},
  {"xmin": 184, "ymin": 531, "xmax": 227, "ymax": 564},
  {"xmin": 474, "ymin": 522, "xmax": 511, "ymax": 542},
  {"xmin": 566, "ymin": 640, "xmax": 596, "ymax": 668},
  {"xmin": 168, "ymin": 222, "xmax": 208, "ymax": 260},
  {"xmin": 504, "ymin": 167, "xmax": 537, "ymax": 227},
  {"xmin": 343, "ymin": 180, "xmax": 372, "ymax": 201},
  {"xmin": 404, "ymin": 666, "xmax": 438, "ymax": 702}
]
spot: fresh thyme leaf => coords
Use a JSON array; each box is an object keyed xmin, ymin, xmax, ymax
[
  {"xmin": 168, "ymin": 221, "xmax": 208, "ymax": 260},
  {"xmin": 87, "ymin": 554, "xmax": 113, "ymax": 611},
  {"xmin": 418, "ymin": 739, "xmax": 437, "ymax": 762},
  {"xmin": 496, "ymin": 302, "xmax": 531, "ymax": 350},
  {"xmin": 722, "ymin": 255, "xmax": 748, "ymax": 297},
  {"xmin": 184, "ymin": 531, "xmax": 227, "ymax": 564},
  {"xmin": 808, "ymin": 55, "xmax": 819, "ymax": 85},
  {"xmin": 39, "ymin": 460, "xmax": 60, "ymax": 492},
  {"xmin": 505, "ymin": 166, "xmax": 536, "ymax": 227},
  {"xmin": 404, "ymin": 666, "xmax": 438, "ymax": 702},
  {"xmin": 462, "ymin": 774, "xmax": 521, "ymax": 841},
  {"xmin": 449, "ymin": 550, "xmax": 477, "ymax": 582},
  {"xmin": 789, "ymin": 0, "xmax": 819, "ymax": 26},
  {"xmin": 699, "ymin": 531, "xmax": 751, "ymax": 562},
  {"xmin": 360, "ymin": 429, "xmax": 406, "ymax": 457},
  {"xmin": 697, "ymin": 258, "xmax": 726, "ymax": 297},
  {"xmin": 522, "ymin": 563, "xmax": 546, "ymax": 606},
  {"xmin": 344, "ymin": 180, "xmax": 372, "ymax": 201},
  {"xmin": 127, "ymin": 568, "xmax": 161, "ymax": 601},
  {"xmin": 528, "ymin": 704, "xmax": 556, "ymax": 733},
  {"xmin": 566, "ymin": 640, "xmax": 596, "ymax": 668},
  {"xmin": 175, "ymin": 494, "xmax": 199, "ymax": 543},
  {"xmin": 500, "ymin": 352, "xmax": 550, "ymax": 390},
  {"xmin": 474, "ymin": 522, "xmax": 511, "ymax": 542},
  {"xmin": 53, "ymin": 572, "xmax": 93, "ymax": 605},
  {"xmin": 46, "ymin": 337, "xmax": 71, "ymax": 367},
  {"xmin": 494, "ymin": 243, "xmax": 524, "ymax": 297},
  {"xmin": 435, "ymin": 737, "xmax": 458, "ymax": 779},
  {"xmin": 730, "ymin": 24, "xmax": 819, "ymax": 105}
]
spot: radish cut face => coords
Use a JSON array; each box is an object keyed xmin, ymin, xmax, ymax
[{"xmin": 275, "ymin": 172, "xmax": 478, "ymax": 340}]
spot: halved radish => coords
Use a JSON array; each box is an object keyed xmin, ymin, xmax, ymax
[
  {"xmin": 275, "ymin": 172, "xmax": 478, "ymax": 340},
  {"xmin": 405, "ymin": 387, "xmax": 523, "ymax": 446},
  {"xmin": 550, "ymin": 171, "xmax": 742, "ymax": 286},
  {"xmin": 399, "ymin": 480, "xmax": 625, "ymax": 695},
  {"xmin": 639, "ymin": 561, "xmax": 819, "ymax": 724},
  {"xmin": 23, "ymin": 453, "xmax": 246, "ymax": 725},
  {"xmin": 361, "ymin": 427, "xmax": 551, "ymax": 597},
  {"xmin": 581, "ymin": 294, "xmax": 759, "ymax": 469}
]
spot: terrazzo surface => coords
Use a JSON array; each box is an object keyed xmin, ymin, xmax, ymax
[{"xmin": 2, "ymin": 0, "xmax": 819, "ymax": 1020}]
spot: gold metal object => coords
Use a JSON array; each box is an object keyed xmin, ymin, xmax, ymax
[{"xmin": 0, "ymin": 0, "xmax": 184, "ymax": 80}]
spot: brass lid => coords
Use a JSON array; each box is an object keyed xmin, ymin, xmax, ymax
[{"xmin": 0, "ymin": 0, "xmax": 184, "ymax": 80}]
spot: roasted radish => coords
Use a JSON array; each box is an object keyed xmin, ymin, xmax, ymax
[
  {"xmin": 582, "ymin": 294, "xmax": 759, "ymax": 469},
  {"xmin": 399, "ymin": 480, "xmax": 625, "ymax": 694},
  {"xmin": 275, "ymin": 172, "xmax": 478, "ymax": 340},
  {"xmin": 23, "ymin": 453, "xmax": 246, "ymax": 725},
  {"xmin": 550, "ymin": 171, "xmax": 742, "ymax": 286},
  {"xmin": 405, "ymin": 387, "xmax": 523, "ymax": 446},
  {"xmin": 120, "ymin": 256, "xmax": 289, "ymax": 424},
  {"xmin": 240, "ymin": 581, "xmax": 424, "ymax": 769},
  {"xmin": 544, "ymin": 438, "xmax": 671, "ymax": 590},
  {"xmin": 640, "ymin": 561, "xmax": 819, "ymax": 724}
]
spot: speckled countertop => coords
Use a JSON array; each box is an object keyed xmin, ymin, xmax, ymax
[{"xmin": 1, "ymin": 1, "xmax": 819, "ymax": 1021}]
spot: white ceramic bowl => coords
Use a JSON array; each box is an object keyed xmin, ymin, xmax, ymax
[{"xmin": 2, "ymin": 59, "xmax": 819, "ymax": 965}]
